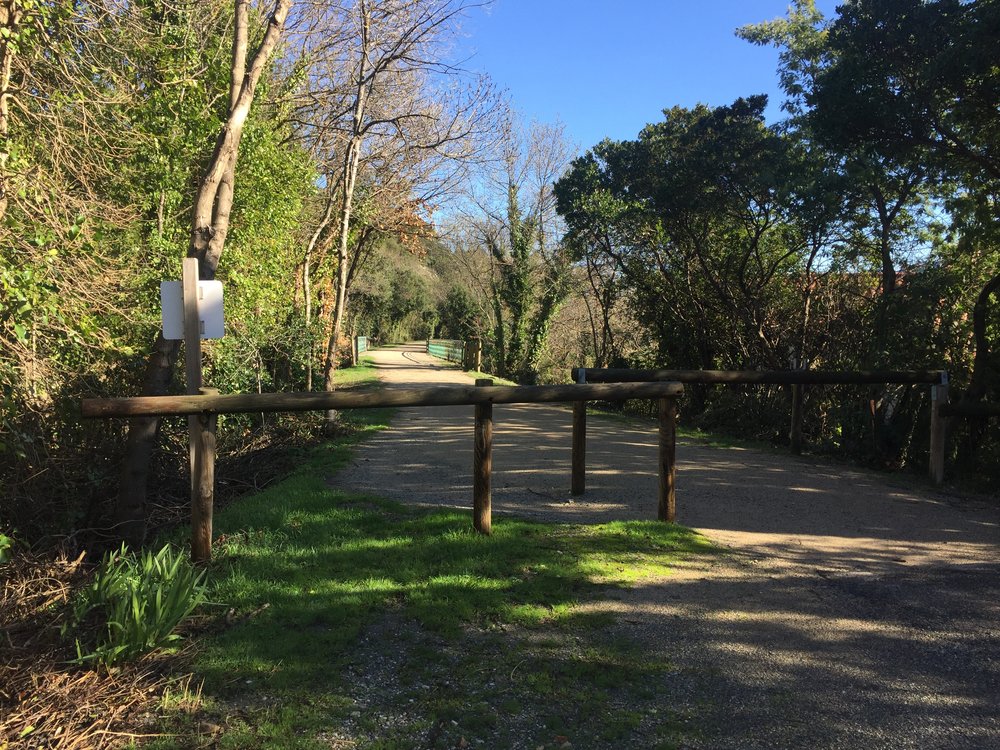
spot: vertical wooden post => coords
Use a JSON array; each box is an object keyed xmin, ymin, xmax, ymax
[
  {"xmin": 473, "ymin": 378, "xmax": 493, "ymax": 534},
  {"xmin": 182, "ymin": 258, "xmax": 209, "ymax": 561},
  {"xmin": 473, "ymin": 338, "xmax": 482, "ymax": 371},
  {"xmin": 191, "ymin": 388, "xmax": 218, "ymax": 564},
  {"xmin": 929, "ymin": 373, "xmax": 948, "ymax": 485},
  {"xmin": 571, "ymin": 366, "xmax": 586, "ymax": 495},
  {"xmin": 571, "ymin": 402, "xmax": 586, "ymax": 495},
  {"xmin": 790, "ymin": 383, "xmax": 804, "ymax": 455},
  {"xmin": 463, "ymin": 338, "xmax": 482, "ymax": 371},
  {"xmin": 182, "ymin": 258, "xmax": 202, "ymax": 395},
  {"xmin": 658, "ymin": 396, "xmax": 677, "ymax": 522}
]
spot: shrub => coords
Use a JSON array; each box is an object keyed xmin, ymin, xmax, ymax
[{"xmin": 63, "ymin": 543, "xmax": 206, "ymax": 665}]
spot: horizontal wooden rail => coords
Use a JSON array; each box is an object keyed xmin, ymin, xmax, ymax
[
  {"xmin": 82, "ymin": 381, "xmax": 685, "ymax": 419},
  {"xmin": 573, "ymin": 365, "xmax": 951, "ymax": 486},
  {"xmin": 571, "ymin": 368, "xmax": 945, "ymax": 386}
]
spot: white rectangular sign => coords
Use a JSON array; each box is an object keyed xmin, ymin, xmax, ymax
[{"xmin": 160, "ymin": 280, "xmax": 224, "ymax": 340}]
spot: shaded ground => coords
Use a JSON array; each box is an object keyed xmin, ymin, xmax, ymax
[{"xmin": 331, "ymin": 343, "xmax": 1000, "ymax": 749}]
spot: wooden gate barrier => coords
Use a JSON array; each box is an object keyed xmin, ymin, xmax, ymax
[
  {"xmin": 82, "ymin": 380, "xmax": 683, "ymax": 562},
  {"xmin": 571, "ymin": 367, "xmax": 949, "ymax": 484}
]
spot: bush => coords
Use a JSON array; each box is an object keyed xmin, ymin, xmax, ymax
[{"xmin": 63, "ymin": 543, "xmax": 206, "ymax": 666}]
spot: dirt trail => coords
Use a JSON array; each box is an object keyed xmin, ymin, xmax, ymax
[{"xmin": 332, "ymin": 343, "xmax": 1000, "ymax": 749}]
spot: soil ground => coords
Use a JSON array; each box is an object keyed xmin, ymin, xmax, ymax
[{"xmin": 331, "ymin": 343, "xmax": 1000, "ymax": 749}]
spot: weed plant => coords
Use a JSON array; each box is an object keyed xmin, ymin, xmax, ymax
[{"xmin": 63, "ymin": 543, "xmax": 206, "ymax": 665}]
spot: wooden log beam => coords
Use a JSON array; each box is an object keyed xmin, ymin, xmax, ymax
[
  {"xmin": 571, "ymin": 368, "xmax": 945, "ymax": 386},
  {"xmin": 82, "ymin": 382, "xmax": 685, "ymax": 419}
]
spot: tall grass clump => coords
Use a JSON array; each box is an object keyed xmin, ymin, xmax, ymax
[{"xmin": 63, "ymin": 544, "xmax": 206, "ymax": 665}]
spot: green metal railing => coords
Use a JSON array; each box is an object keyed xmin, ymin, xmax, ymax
[
  {"xmin": 427, "ymin": 338, "xmax": 465, "ymax": 363},
  {"xmin": 356, "ymin": 336, "xmax": 368, "ymax": 355}
]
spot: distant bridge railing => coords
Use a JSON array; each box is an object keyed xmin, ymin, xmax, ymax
[{"xmin": 427, "ymin": 338, "xmax": 465, "ymax": 364}]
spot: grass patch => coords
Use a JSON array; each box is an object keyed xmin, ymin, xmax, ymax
[
  {"xmin": 332, "ymin": 355, "xmax": 380, "ymax": 388},
  {"xmin": 148, "ymin": 420, "xmax": 715, "ymax": 748},
  {"xmin": 675, "ymin": 424, "xmax": 779, "ymax": 453},
  {"xmin": 463, "ymin": 370, "xmax": 519, "ymax": 386}
]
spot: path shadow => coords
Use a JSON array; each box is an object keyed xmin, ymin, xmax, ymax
[{"xmin": 327, "ymin": 343, "xmax": 1000, "ymax": 747}]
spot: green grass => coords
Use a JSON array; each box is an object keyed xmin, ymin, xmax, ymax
[
  {"xmin": 144, "ymin": 361, "xmax": 716, "ymax": 749},
  {"xmin": 332, "ymin": 355, "xmax": 380, "ymax": 388},
  {"xmin": 463, "ymin": 370, "xmax": 518, "ymax": 386},
  {"xmin": 675, "ymin": 424, "xmax": 779, "ymax": 453}
]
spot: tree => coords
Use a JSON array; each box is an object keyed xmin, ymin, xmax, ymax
[
  {"xmin": 116, "ymin": 0, "xmax": 294, "ymax": 544},
  {"xmin": 559, "ymin": 98, "xmax": 815, "ymax": 371},
  {"xmin": 467, "ymin": 116, "xmax": 574, "ymax": 380},
  {"xmin": 0, "ymin": 1, "xmax": 185, "ymax": 537},
  {"xmin": 740, "ymin": 0, "xmax": 933, "ymax": 366},
  {"xmin": 303, "ymin": 0, "xmax": 493, "ymax": 416},
  {"xmin": 810, "ymin": 0, "xmax": 1000, "ymax": 405}
]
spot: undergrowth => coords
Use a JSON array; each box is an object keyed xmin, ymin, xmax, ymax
[{"xmin": 0, "ymin": 358, "xmax": 386, "ymax": 750}]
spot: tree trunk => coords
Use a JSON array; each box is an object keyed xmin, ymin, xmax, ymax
[
  {"xmin": 304, "ymin": 190, "xmax": 336, "ymax": 391},
  {"xmin": 322, "ymin": 4, "xmax": 370, "ymax": 420},
  {"xmin": 965, "ymin": 271, "xmax": 1000, "ymax": 402},
  {"xmin": 0, "ymin": 1, "xmax": 22, "ymax": 222},
  {"xmin": 115, "ymin": 0, "xmax": 292, "ymax": 545},
  {"xmin": 320, "ymin": 134, "xmax": 361, "ymax": 418}
]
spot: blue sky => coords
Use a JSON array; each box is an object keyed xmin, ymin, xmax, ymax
[{"xmin": 461, "ymin": 1, "xmax": 840, "ymax": 150}]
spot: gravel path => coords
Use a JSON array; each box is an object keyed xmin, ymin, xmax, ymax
[{"xmin": 332, "ymin": 343, "xmax": 1000, "ymax": 749}]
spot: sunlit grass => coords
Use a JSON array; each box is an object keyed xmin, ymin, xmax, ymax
[
  {"xmin": 463, "ymin": 370, "xmax": 519, "ymax": 386},
  {"xmin": 331, "ymin": 355, "xmax": 380, "ymax": 388},
  {"xmin": 148, "ymin": 381, "xmax": 716, "ymax": 749}
]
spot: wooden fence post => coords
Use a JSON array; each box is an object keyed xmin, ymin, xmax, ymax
[
  {"xmin": 183, "ymin": 259, "xmax": 201, "ymax": 500},
  {"xmin": 463, "ymin": 338, "xmax": 482, "ymax": 371},
  {"xmin": 572, "ymin": 366, "xmax": 586, "ymax": 495},
  {"xmin": 182, "ymin": 258, "xmax": 209, "ymax": 562},
  {"xmin": 790, "ymin": 383, "xmax": 804, "ymax": 455},
  {"xmin": 473, "ymin": 378, "xmax": 493, "ymax": 534},
  {"xmin": 929, "ymin": 373, "xmax": 948, "ymax": 485},
  {"xmin": 658, "ymin": 396, "xmax": 677, "ymax": 522},
  {"xmin": 191, "ymin": 387, "xmax": 218, "ymax": 564},
  {"xmin": 571, "ymin": 402, "xmax": 586, "ymax": 495}
]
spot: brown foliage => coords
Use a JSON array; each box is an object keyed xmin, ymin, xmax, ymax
[{"xmin": 0, "ymin": 552, "xmax": 176, "ymax": 749}]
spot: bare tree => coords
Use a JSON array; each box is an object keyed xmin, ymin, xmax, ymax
[
  {"xmin": 297, "ymin": 0, "xmax": 494, "ymax": 419},
  {"xmin": 462, "ymin": 113, "xmax": 575, "ymax": 379}
]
